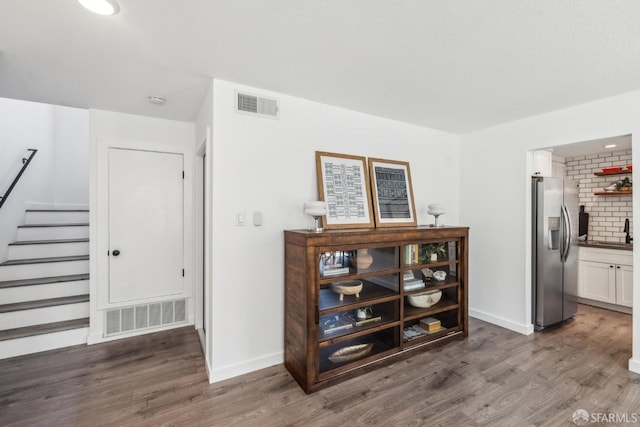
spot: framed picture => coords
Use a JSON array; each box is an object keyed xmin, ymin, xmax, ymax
[
  {"xmin": 316, "ymin": 151, "xmax": 375, "ymax": 229},
  {"xmin": 368, "ymin": 157, "xmax": 417, "ymax": 227}
]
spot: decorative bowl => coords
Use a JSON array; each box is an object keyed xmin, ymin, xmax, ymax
[
  {"xmin": 407, "ymin": 289, "xmax": 442, "ymax": 308},
  {"xmin": 328, "ymin": 343, "xmax": 373, "ymax": 363},
  {"xmin": 602, "ymin": 167, "xmax": 622, "ymax": 173},
  {"xmin": 331, "ymin": 280, "xmax": 363, "ymax": 301},
  {"xmin": 627, "ymin": 165, "xmax": 633, "ymax": 171}
]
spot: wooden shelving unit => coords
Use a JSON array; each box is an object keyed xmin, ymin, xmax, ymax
[
  {"xmin": 594, "ymin": 169, "xmax": 632, "ymax": 196},
  {"xmin": 594, "ymin": 169, "xmax": 632, "ymax": 177},
  {"xmin": 284, "ymin": 226, "xmax": 469, "ymax": 393},
  {"xmin": 594, "ymin": 191, "xmax": 632, "ymax": 196}
]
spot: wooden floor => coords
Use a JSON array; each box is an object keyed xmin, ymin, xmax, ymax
[{"xmin": 1, "ymin": 304, "xmax": 638, "ymax": 426}]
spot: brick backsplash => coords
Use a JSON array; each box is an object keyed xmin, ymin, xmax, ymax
[{"xmin": 565, "ymin": 150, "xmax": 633, "ymax": 243}]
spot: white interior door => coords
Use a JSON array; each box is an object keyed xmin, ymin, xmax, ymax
[{"xmin": 108, "ymin": 148, "xmax": 184, "ymax": 303}]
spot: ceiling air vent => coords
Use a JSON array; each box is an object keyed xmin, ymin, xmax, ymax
[{"xmin": 236, "ymin": 91, "xmax": 279, "ymax": 119}]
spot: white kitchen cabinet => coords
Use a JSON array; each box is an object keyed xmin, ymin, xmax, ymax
[
  {"xmin": 616, "ymin": 264, "xmax": 633, "ymax": 307},
  {"xmin": 578, "ymin": 246, "xmax": 633, "ymax": 308},
  {"xmin": 532, "ymin": 150, "xmax": 552, "ymax": 177},
  {"xmin": 579, "ymin": 260, "xmax": 616, "ymax": 304}
]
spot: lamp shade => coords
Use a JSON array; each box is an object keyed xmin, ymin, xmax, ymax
[{"xmin": 303, "ymin": 201, "xmax": 327, "ymax": 216}]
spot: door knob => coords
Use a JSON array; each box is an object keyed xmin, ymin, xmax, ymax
[{"xmin": 112, "ymin": 250, "xmax": 120, "ymax": 256}]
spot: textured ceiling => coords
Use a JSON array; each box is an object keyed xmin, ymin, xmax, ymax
[{"xmin": 1, "ymin": 1, "xmax": 640, "ymax": 133}]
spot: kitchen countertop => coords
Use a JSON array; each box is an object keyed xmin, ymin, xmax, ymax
[{"xmin": 578, "ymin": 240, "xmax": 633, "ymax": 251}]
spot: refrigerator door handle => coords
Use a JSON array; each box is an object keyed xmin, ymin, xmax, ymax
[{"xmin": 561, "ymin": 205, "xmax": 572, "ymax": 262}]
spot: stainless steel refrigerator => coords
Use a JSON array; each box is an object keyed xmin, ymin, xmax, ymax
[{"xmin": 532, "ymin": 176, "xmax": 578, "ymax": 330}]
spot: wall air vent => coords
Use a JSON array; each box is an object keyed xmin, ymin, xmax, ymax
[
  {"xmin": 236, "ymin": 91, "xmax": 279, "ymax": 119},
  {"xmin": 104, "ymin": 298, "xmax": 187, "ymax": 337}
]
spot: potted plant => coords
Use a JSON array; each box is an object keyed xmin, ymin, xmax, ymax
[
  {"xmin": 420, "ymin": 243, "xmax": 446, "ymax": 262},
  {"xmin": 356, "ymin": 306, "xmax": 373, "ymax": 320}
]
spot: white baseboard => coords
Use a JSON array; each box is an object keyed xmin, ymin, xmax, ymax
[
  {"xmin": 577, "ymin": 297, "xmax": 632, "ymax": 314},
  {"xmin": 629, "ymin": 358, "xmax": 640, "ymax": 374},
  {"xmin": 209, "ymin": 351, "xmax": 283, "ymax": 383},
  {"xmin": 469, "ymin": 308, "xmax": 534, "ymax": 335},
  {"xmin": 25, "ymin": 202, "xmax": 89, "ymax": 210},
  {"xmin": 87, "ymin": 320, "xmax": 194, "ymax": 345}
]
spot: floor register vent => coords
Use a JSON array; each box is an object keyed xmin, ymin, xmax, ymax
[
  {"xmin": 236, "ymin": 91, "xmax": 279, "ymax": 118},
  {"xmin": 105, "ymin": 299, "xmax": 187, "ymax": 336}
]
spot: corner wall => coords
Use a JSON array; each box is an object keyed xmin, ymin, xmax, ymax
[
  {"xmin": 208, "ymin": 79, "xmax": 461, "ymax": 381},
  {"xmin": 459, "ymin": 90, "xmax": 640, "ymax": 372}
]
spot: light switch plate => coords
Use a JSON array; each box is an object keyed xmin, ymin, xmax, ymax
[{"xmin": 236, "ymin": 212, "xmax": 246, "ymax": 226}]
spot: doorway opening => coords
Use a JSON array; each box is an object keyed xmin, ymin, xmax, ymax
[{"xmin": 529, "ymin": 134, "xmax": 633, "ymax": 366}]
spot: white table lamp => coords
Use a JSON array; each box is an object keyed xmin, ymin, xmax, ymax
[
  {"xmin": 427, "ymin": 203, "xmax": 446, "ymax": 227},
  {"xmin": 304, "ymin": 201, "xmax": 328, "ymax": 232}
]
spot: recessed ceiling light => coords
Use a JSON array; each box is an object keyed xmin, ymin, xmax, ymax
[
  {"xmin": 78, "ymin": 0, "xmax": 120, "ymax": 16},
  {"xmin": 148, "ymin": 96, "xmax": 166, "ymax": 105},
  {"xmin": 604, "ymin": 144, "xmax": 617, "ymax": 148}
]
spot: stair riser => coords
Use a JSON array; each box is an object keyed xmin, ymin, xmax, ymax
[
  {"xmin": 0, "ymin": 327, "xmax": 88, "ymax": 360},
  {"xmin": 8, "ymin": 241, "xmax": 89, "ymax": 260},
  {"xmin": 0, "ymin": 302, "xmax": 89, "ymax": 331},
  {"xmin": 16, "ymin": 226, "xmax": 89, "ymax": 241},
  {"xmin": 0, "ymin": 260, "xmax": 89, "ymax": 281},
  {"xmin": 24, "ymin": 211, "xmax": 89, "ymax": 224},
  {"xmin": 0, "ymin": 280, "xmax": 89, "ymax": 304}
]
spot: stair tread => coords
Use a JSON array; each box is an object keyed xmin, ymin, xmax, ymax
[
  {"xmin": 0, "ymin": 274, "xmax": 90, "ymax": 289},
  {"xmin": 18, "ymin": 223, "xmax": 89, "ymax": 228},
  {"xmin": 0, "ymin": 255, "xmax": 89, "ymax": 266},
  {"xmin": 0, "ymin": 318, "xmax": 89, "ymax": 341},
  {"xmin": 26, "ymin": 209, "xmax": 89, "ymax": 212},
  {"xmin": 0, "ymin": 294, "xmax": 89, "ymax": 313},
  {"xmin": 9, "ymin": 238, "xmax": 89, "ymax": 246}
]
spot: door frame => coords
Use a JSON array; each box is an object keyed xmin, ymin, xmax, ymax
[
  {"xmin": 194, "ymin": 126, "xmax": 213, "ymax": 370},
  {"xmin": 90, "ymin": 136, "xmax": 194, "ymax": 344},
  {"xmin": 194, "ymin": 140, "xmax": 206, "ymax": 335}
]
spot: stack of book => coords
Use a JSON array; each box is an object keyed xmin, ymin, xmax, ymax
[
  {"xmin": 346, "ymin": 313, "xmax": 382, "ymax": 327},
  {"xmin": 403, "ymin": 244, "xmax": 419, "ymax": 265},
  {"xmin": 419, "ymin": 316, "xmax": 445, "ymax": 333},
  {"xmin": 321, "ymin": 322, "xmax": 353, "ymax": 336},
  {"xmin": 322, "ymin": 266, "xmax": 349, "ymax": 277},
  {"xmin": 404, "ymin": 279, "xmax": 425, "ymax": 291},
  {"xmin": 321, "ymin": 312, "xmax": 383, "ymax": 336}
]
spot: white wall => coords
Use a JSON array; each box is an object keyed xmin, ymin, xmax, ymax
[
  {"xmin": 88, "ymin": 109, "xmax": 195, "ymax": 344},
  {"xmin": 208, "ymin": 79, "xmax": 460, "ymax": 381},
  {"xmin": 459, "ymin": 90, "xmax": 640, "ymax": 372},
  {"xmin": 0, "ymin": 97, "xmax": 88, "ymax": 261},
  {"xmin": 51, "ymin": 107, "xmax": 90, "ymax": 206}
]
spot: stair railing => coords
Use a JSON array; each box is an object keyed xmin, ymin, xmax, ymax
[{"xmin": 0, "ymin": 149, "xmax": 37, "ymax": 210}]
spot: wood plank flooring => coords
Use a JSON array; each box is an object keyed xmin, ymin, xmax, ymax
[{"xmin": 1, "ymin": 304, "xmax": 639, "ymax": 426}]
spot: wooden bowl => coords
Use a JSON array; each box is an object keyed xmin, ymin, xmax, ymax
[
  {"xmin": 407, "ymin": 290, "xmax": 442, "ymax": 308},
  {"xmin": 328, "ymin": 343, "xmax": 374, "ymax": 363},
  {"xmin": 330, "ymin": 280, "xmax": 363, "ymax": 301}
]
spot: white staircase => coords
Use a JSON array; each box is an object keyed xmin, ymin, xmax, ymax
[{"xmin": 0, "ymin": 209, "xmax": 89, "ymax": 359}]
